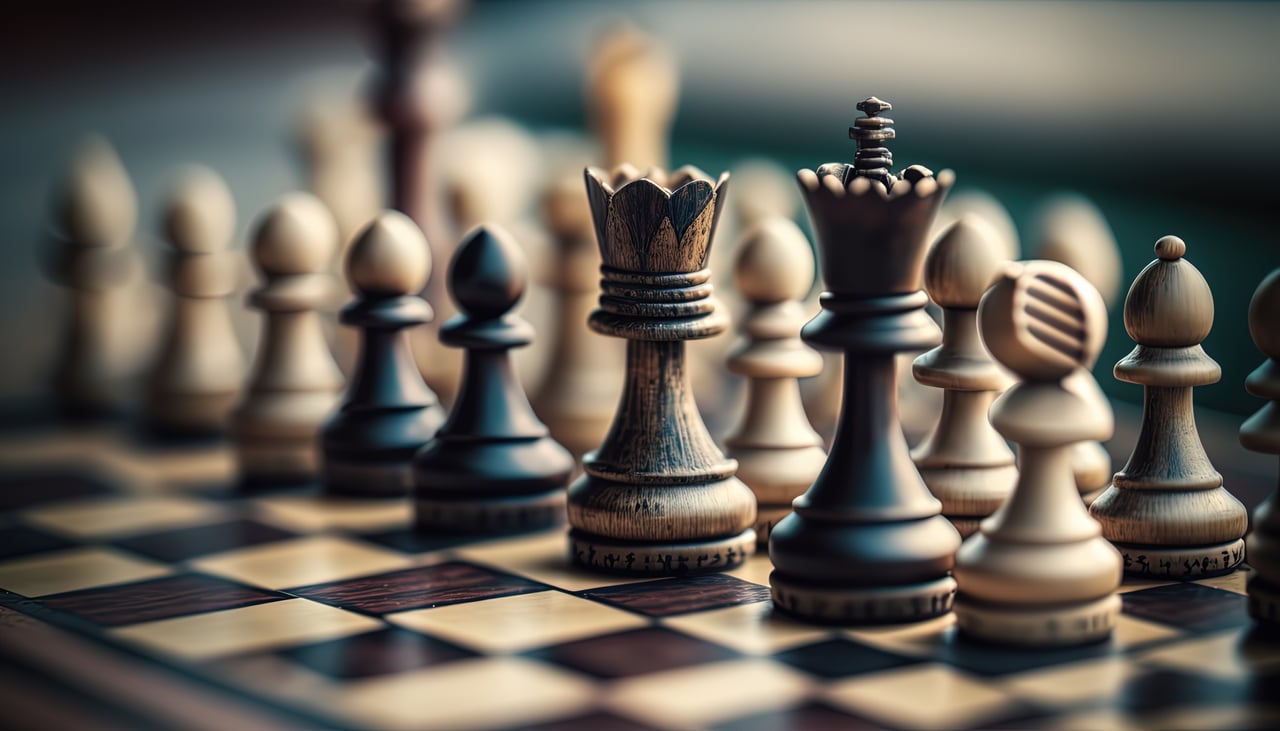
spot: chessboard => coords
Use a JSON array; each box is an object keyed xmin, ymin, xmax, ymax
[{"xmin": 2, "ymin": 424, "xmax": 1279, "ymax": 731}]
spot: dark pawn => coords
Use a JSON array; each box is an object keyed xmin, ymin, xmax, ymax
[
  {"xmin": 413, "ymin": 225, "xmax": 574, "ymax": 533},
  {"xmin": 322, "ymin": 211, "xmax": 446, "ymax": 496}
]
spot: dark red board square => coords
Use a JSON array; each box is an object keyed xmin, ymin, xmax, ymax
[
  {"xmin": 280, "ymin": 627, "xmax": 475, "ymax": 679},
  {"xmin": 579, "ymin": 574, "xmax": 770, "ymax": 617},
  {"xmin": 113, "ymin": 518, "xmax": 297, "ymax": 562},
  {"xmin": 287, "ymin": 561, "xmax": 547, "ymax": 615},
  {"xmin": 530, "ymin": 626, "xmax": 740, "ymax": 679},
  {"xmin": 40, "ymin": 573, "xmax": 285, "ymax": 627}
]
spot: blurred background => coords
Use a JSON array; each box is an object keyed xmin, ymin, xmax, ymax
[{"xmin": 1, "ymin": 0, "xmax": 1277, "ymax": 418}]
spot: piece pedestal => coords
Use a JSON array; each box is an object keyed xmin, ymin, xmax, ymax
[
  {"xmin": 569, "ymin": 528, "xmax": 755, "ymax": 576},
  {"xmin": 956, "ymin": 593, "xmax": 1121, "ymax": 647},
  {"xmin": 1111, "ymin": 538, "xmax": 1245, "ymax": 579},
  {"xmin": 771, "ymin": 571, "xmax": 956, "ymax": 625}
]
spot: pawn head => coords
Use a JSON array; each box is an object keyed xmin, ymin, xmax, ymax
[
  {"xmin": 449, "ymin": 225, "xmax": 527, "ymax": 319},
  {"xmin": 165, "ymin": 166, "xmax": 236, "ymax": 254},
  {"xmin": 251, "ymin": 192, "xmax": 338, "ymax": 276},
  {"xmin": 345, "ymin": 210, "xmax": 431, "ymax": 297},
  {"xmin": 59, "ymin": 135, "xmax": 137, "ymax": 248},
  {"xmin": 924, "ymin": 214, "xmax": 1007, "ymax": 310},
  {"xmin": 1123, "ymin": 236, "xmax": 1214, "ymax": 347},
  {"xmin": 734, "ymin": 217, "xmax": 814, "ymax": 305},
  {"xmin": 979, "ymin": 260, "xmax": 1108, "ymax": 381}
]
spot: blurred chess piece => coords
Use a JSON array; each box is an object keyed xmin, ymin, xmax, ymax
[
  {"xmin": 144, "ymin": 166, "xmax": 244, "ymax": 436},
  {"xmin": 1241, "ymin": 268, "xmax": 1280, "ymax": 625},
  {"xmin": 46, "ymin": 136, "xmax": 141, "ymax": 418},
  {"xmin": 232, "ymin": 194, "xmax": 345, "ymax": 484},
  {"xmin": 322, "ymin": 211, "xmax": 445, "ymax": 496},
  {"xmin": 587, "ymin": 24, "xmax": 678, "ymax": 172},
  {"xmin": 911, "ymin": 216, "xmax": 1016, "ymax": 538},
  {"xmin": 1032, "ymin": 193, "xmax": 1122, "ymax": 501},
  {"xmin": 371, "ymin": 0, "xmax": 471, "ymax": 404},
  {"xmin": 723, "ymin": 217, "xmax": 826, "ymax": 546},
  {"xmin": 414, "ymin": 225, "xmax": 573, "ymax": 533},
  {"xmin": 957, "ymin": 260, "xmax": 1121, "ymax": 647},
  {"xmin": 1091, "ymin": 237, "xmax": 1246, "ymax": 578},
  {"xmin": 298, "ymin": 79, "xmax": 384, "ymax": 249},
  {"xmin": 933, "ymin": 188, "xmax": 1020, "ymax": 262}
]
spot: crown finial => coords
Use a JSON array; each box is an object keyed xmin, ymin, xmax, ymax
[{"xmin": 849, "ymin": 96, "xmax": 896, "ymax": 188}]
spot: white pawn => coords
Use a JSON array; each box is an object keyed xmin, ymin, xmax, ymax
[
  {"xmin": 956, "ymin": 260, "xmax": 1122, "ymax": 647},
  {"xmin": 911, "ymin": 217, "xmax": 1016, "ymax": 537},
  {"xmin": 723, "ymin": 218, "xmax": 826, "ymax": 546},
  {"xmin": 1091, "ymin": 237, "xmax": 1247, "ymax": 578},
  {"xmin": 144, "ymin": 167, "xmax": 244, "ymax": 435},
  {"xmin": 231, "ymin": 193, "xmax": 345, "ymax": 484},
  {"xmin": 49, "ymin": 136, "xmax": 139, "ymax": 417}
]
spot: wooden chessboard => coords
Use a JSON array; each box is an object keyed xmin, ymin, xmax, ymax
[{"xmin": 2, "ymin": 425, "xmax": 1280, "ymax": 731}]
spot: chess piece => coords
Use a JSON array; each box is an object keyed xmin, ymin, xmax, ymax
[
  {"xmin": 723, "ymin": 217, "xmax": 826, "ymax": 546},
  {"xmin": 414, "ymin": 225, "xmax": 574, "ymax": 532},
  {"xmin": 232, "ymin": 193, "xmax": 345, "ymax": 484},
  {"xmin": 1091, "ymin": 237, "xmax": 1247, "ymax": 578},
  {"xmin": 47, "ymin": 136, "xmax": 139, "ymax": 418},
  {"xmin": 143, "ymin": 166, "xmax": 243, "ymax": 436},
  {"xmin": 567, "ymin": 165, "xmax": 756, "ymax": 575},
  {"xmin": 372, "ymin": 0, "xmax": 471, "ymax": 405},
  {"xmin": 955, "ymin": 260, "xmax": 1122, "ymax": 647},
  {"xmin": 932, "ymin": 189, "xmax": 1020, "ymax": 262},
  {"xmin": 769, "ymin": 98, "xmax": 961, "ymax": 623},
  {"xmin": 587, "ymin": 24, "xmax": 678, "ymax": 172},
  {"xmin": 1241, "ymin": 269, "xmax": 1280, "ymax": 624},
  {"xmin": 530, "ymin": 171, "xmax": 624, "ymax": 459},
  {"xmin": 1031, "ymin": 193, "xmax": 1121, "ymax": 501},
  {"xmin": 298, "ymin": 82, "xmax": 383, "ymax": 248},
  {"xmin": 322, "ymin": 211, "xmax": 445, "ymax": 496},
  {"xmin": 911, "ymin": 216, "xmax": 1016, "ymax": 538}
]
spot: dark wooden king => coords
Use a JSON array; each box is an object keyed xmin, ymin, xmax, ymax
[
  {"xmin": 769, "ymin": 98, "xmax": 962, "ymax": 623},
  {"xmin": 567, "ymin": 165, "xmax": 757, "ymax": 575}
]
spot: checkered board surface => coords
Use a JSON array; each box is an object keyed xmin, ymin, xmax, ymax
[{"xmin": 2, "ymin": 428, "xmax": 1280, "ymax": 731}]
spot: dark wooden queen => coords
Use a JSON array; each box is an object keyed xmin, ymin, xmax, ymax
[
  {"xmin": 769, "ymin": 98, "xmax": 963, "ymax": 623},
  {"xmin": 567, "ymin": 165, "xmax": 757, "ymax": 575}
]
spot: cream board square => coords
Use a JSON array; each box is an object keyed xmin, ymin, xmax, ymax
[
  {"xmin": 661, "ymin": 601, "xmax": 833, "ymax": 655},
  {"xmin": 454, "ymin": 529, "xmax": 659, "ymax": 591},
  {"xmin": 1000, "ymin": 656, "xmax": 1143, "ymax": 706},
  {"xmin": 387, "ymin": 590, "xmax": 646, "ymax": 653},
  {"xmin": 1136, "ymin": 629, "xmax": 1280, "ymax": 680},
  {"xmin": 249, "ymin": 495, "xmax": 412, "ymax": 533},
  {"xmin": 23, "ymin": 495, "xmax": 225, "ymax": 539},
  {"xmin": 0, "ymin": 547, "xmax": 171, "ymax": 597},
  {"xmin": 190, "ymin": 535, "xmax": 413, "ymax": 589},
  {"xmin": 824, "ymin": 663, "xmax": 1016, "ymax": 730},
  {"xmin": 605, "ymin": 658, "xmax": 812, "ymax": 728},
  {"xmin": 329, "ymin": 657, "xmax": 596, "ymax": 731},
  {"xmin": 111, "ymin": 598, "xmax": 381, "ymax": 661}
]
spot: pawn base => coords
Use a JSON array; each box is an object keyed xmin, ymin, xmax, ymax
[
  {"xmin": 1249, "ymin": 578, "xmax": 1280, "ymax": 625},
  {"xmin": 755, "ymin": 504, "xmax": 793, "ymax": 547},
  {"xmin": 956, "ymin": 593, "xmax": 1120, "ymax": 647},
  {"xmin": 769, "ymin": 571, "xmax": 956, "ymax": 625},
  {"xmin": 324, "ymin": 458, "xmax": 412, "ymax": 497},
  {"xmin": 416, "ymin": 491, "xmax": 565, "ymax": 535},
  {"xmin": 1113, "ymin": 538, "xmax": 1245, "ymax": 580},
  {"xmin": 568, "ymin": 528, "xmax": 755, "ymax": 576}
]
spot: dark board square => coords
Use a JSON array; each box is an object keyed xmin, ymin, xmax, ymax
[
  {"xmin": 937, "ymin": 626, "xmax": 1115, "ymax": 677},
  {"xmin": 1119, "ymin": 669, "xmax": 1249, "ymax": 712},
  {"xmin": 579, "ymin": 574, "xmax": 771, "ymax": 617},
  {"xmin": 529, "ymin": 626, "xmax": 740, "ymax": 679},
  {"xmin": 0, "ymin": 472, "xmax": 115, "ymax": 511},
  {"xmin": 113, "ymin": 519, "xmax": 297, "ymax": 562},
  {"xmin": 1122, "ymin": 582, "xmax": 1249, "ymax": 634},
  {"xmin": 521, "ymin": 711, "xmax": 660, "ymax": 731},
  {"xmin": 772, "ymin": 637, "xmax": 920, "ymax": 679},
  {"xmin": 280, "ymin": 627, "xmax": 475, "ymax": 679},
  {"xmin": 711, "ymin": 701, "xmax": 882, "ymax": 731},
  {"xmin": 287, "ymin": 561, "xmax": 547, "ymax": 615},
  {"xmin": 0, "ymin": 524, "xmax": 75, "ymax": 560},
  {"xmin": 39, "ymin": 573, "xmax": 284, "ymax": 627}
]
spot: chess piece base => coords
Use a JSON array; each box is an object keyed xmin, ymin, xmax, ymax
[
  {"xmin": 956, "ymin": 593, "xmax": 1121, "ymax": 647},
  {"xmin": 1249, "ymin": 577, "xmax": 1280, "ymax": 625},
  {"xmin": 568, "ymin": 528, "xmax": 755, "ymax": 576},
  {"xmin": 1112, "ymin": 538, "xmax": 1246, "ymax": 579},
  {"xmin": 324, "ymin": 458, "xmax": 413, "ymax": 497},
  {"xmin": 917, "ymin": 463, "xmax": 1018, "ymax": 524},
  {"xmin": 770, "ymin": 571, "xmax": 956, "ymax": 625},
  {"xmin": 416, "ymin": 491, "xmax": 565, "ymax": 535}
]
